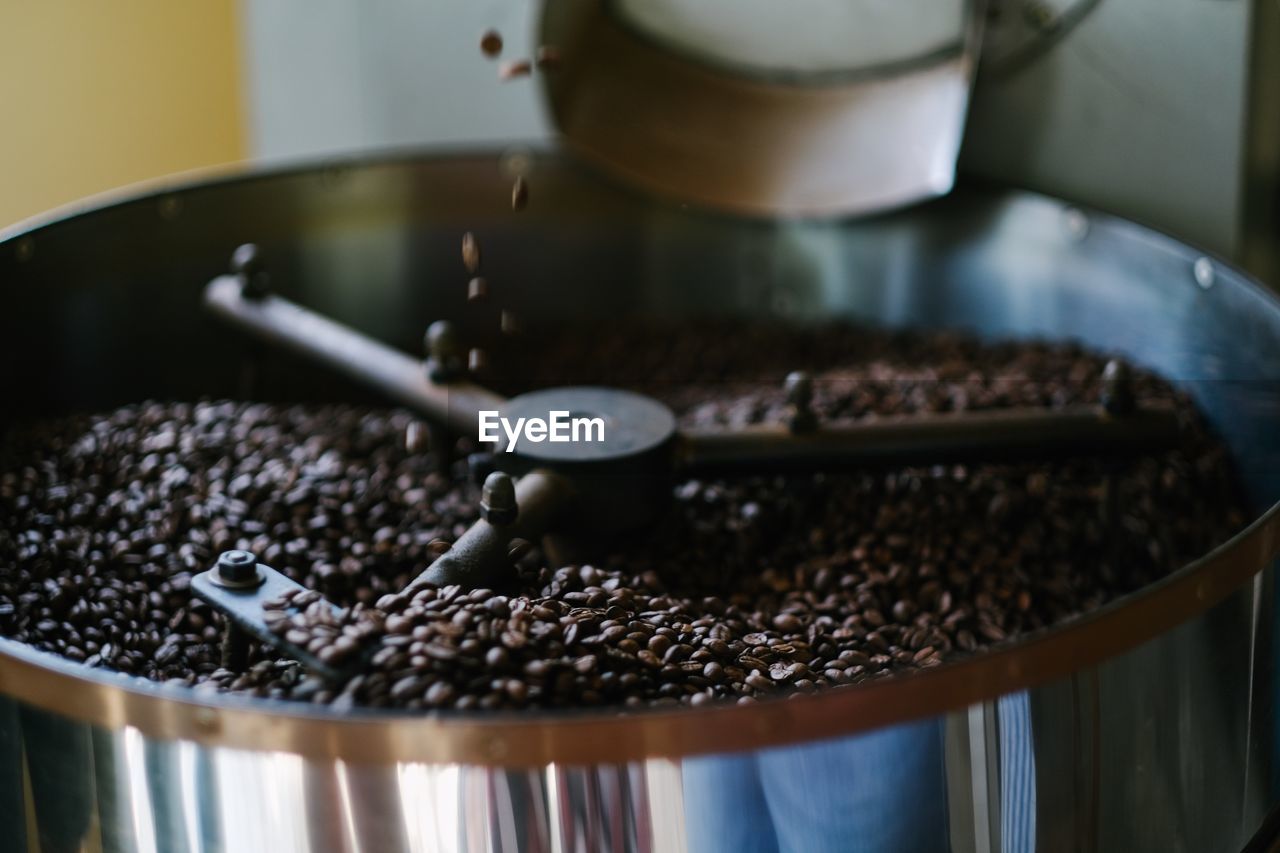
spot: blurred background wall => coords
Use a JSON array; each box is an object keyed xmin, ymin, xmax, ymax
[{"xmin": 0, "ymin": 1, "xmax": 246, "ymax": 228}]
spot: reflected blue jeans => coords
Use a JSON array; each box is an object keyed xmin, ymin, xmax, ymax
[
  {"xmin": 683, "ymin": 717, "xmax": 948, "ymax": 853},
  {"xmin": 682, "ymin": 693, "xmax": 1036, "ymax": 853}
]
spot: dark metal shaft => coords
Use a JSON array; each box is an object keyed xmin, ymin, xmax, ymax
[
  {"xmin": 677, "ymin": 404, "xmax": 1182, "ymax": 475},
  {"xmin": 205, "ymin": 276, "xmax": 506, "ymax": 435},
  {"xmin": 221, "ymin": 622, "xmax": 250, "ymax": 670},
  {"xmin": 415, "ymin": 468, "xmax": 574, "ymax": 589}
]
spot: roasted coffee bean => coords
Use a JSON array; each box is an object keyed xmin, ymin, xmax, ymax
[
  {"xmin": 498, "ymin": 59, "xmax": 531, "ymax": 81},
  {"xmin": 391, "ymin": 675, "xmax": 427, "ymax": 701},
  {"xmin": 500, "ymin": 310, "xmax": 520, "ymax": 336},
  {"xmin": 480, "ymin": 29, "xmax": 503, "ymax": 58},
  {"xmin": 772, "ymin": 613, "xmax": 801, "ymax": 632},
  {"xmin": 426, "ymin": 681, "xmax": 456, "ymax": 706},
  {"xmin": 461, "ymin": 232, "xmax": 481, "ymax": 274},
  {"xmin": 405, "ymin": 421, "xmax": 429, "ymax": 454},
  {"xmin": 647, "ymin": 634, "xmax": 672, "ymax": 657},
  {"xmin": 511, "ymin": 176, "xmax": 528, "ymax": 212}
]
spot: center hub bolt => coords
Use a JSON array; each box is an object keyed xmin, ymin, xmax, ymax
[{"xmin": 212, "ymin": 549, "xmax": 264, "ymax": 588}]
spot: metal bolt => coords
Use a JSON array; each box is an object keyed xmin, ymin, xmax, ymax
[
  {"xmin": 213, "ymin": 549, "xmax": 263, "ymax": 588},
  {"xmin": 785, "ymin": 371, "xmax": 818, "ymax": 433},
  {"xmin": 481, "ymin": 472, "xmax": 518, "ymax": 526},
  {"xmin": 1101, "ymin": 360, "xmax": 1134, "ymax": 416},
  {"xmin": 424, "ymin": 320, "xmax": 464, "ymax": 383},
  {"xmin": 230, "ymin": 243, "xmax": 269, "ymax": 299}
]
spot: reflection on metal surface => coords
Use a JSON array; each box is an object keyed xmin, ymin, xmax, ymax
[
  {"xmin": 177, "ymin": 741, "xmax": 203, "ymax": 853},
  {"xmin": 0, "ymin": 152, "xmax": 1278, "ymax": 850},
  {"xmin": 124, "ymin": 727, "xmax": 160, "ymax": 853},
  {"xmin": 399, "ymin": 764, "xmax": 460, "ymax": 852},
  {"xmin": 19, "ymin": 685, "xmax": 1265, "ymax": 852}
]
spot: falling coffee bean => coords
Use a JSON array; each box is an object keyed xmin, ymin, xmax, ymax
[
  {"xmin": 462, "ymin": 232, "xmax": 481, "ymax": 274},
  {"xmin": 500, "ymin": 310, "xmax": 520, "ymax": 336},
  {"xmin": 511, "ymin": 176, "xmax": 528, "ymax": 212},
  {"xmin": 405, "ymin": 421, "xmax": 429, "ymax": 454},
  {"xmin": 499, "ymin": 59, "xmax": 532, "ymax": 81},
  {"xmin": 480, "ymin": 29, "xmax": 503, "ymax": 58}
]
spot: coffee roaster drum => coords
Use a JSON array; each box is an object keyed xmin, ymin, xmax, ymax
[{"xmin": 1, "ymin": 152, "xmax": 1279, "ymax": 852}]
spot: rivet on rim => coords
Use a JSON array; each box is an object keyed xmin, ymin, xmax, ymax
[
  {"xmin": 1062, "ymin": 207, "xmax": 1089, "ymax": 241},
  {"xmin": 1194, "ymin": 257, "xmax": 1215, "ymax": 290}
]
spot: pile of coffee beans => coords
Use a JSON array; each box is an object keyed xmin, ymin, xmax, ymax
[{"xmin": 0, "ymin": 324, "xmax": 1248, "ymax": 710}]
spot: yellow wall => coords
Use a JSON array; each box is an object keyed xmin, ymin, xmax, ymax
[{"xmin": 0, "ymin": 1, "xmax": 246, "ymax": 228}]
